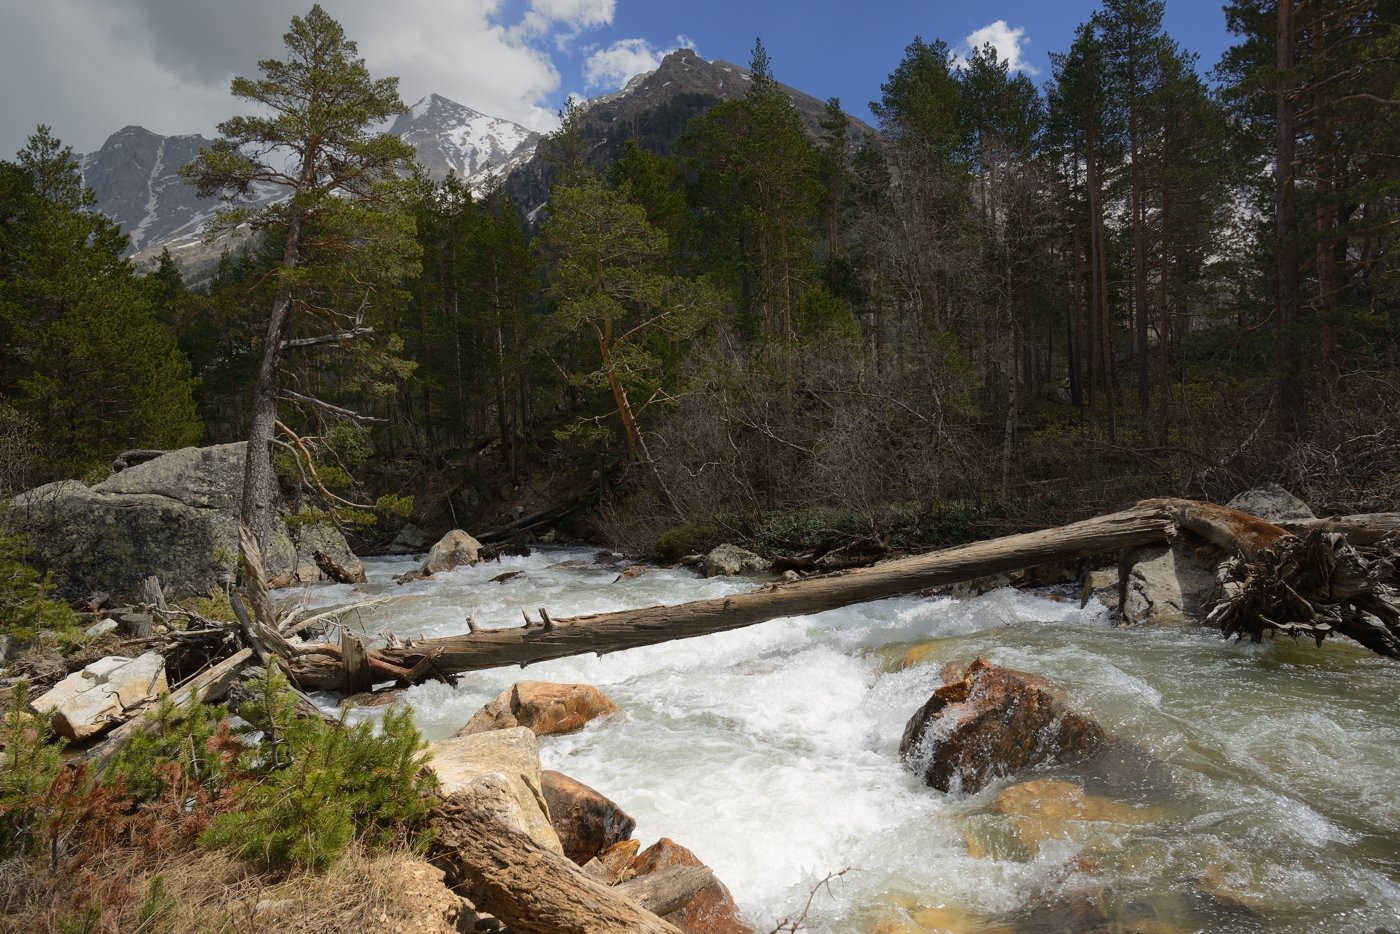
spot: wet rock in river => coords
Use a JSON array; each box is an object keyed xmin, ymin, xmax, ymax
[
  {"xmin": 962, "ymin": 778, "xmax": 1163, "ymax": 860},
  {"xmin": 420, "ymin": 529, "xmax": 483, "ymax": 575},
  {"xmin": 541, "ymin": 769, "xmax": 636, "ymax": 866},
  {"xmin": 625, "ymin": 837, "xmax": 751, "ymax": 934},
  {"xmin": 899, "ymin": 657, "xmax": 1106, "ymax": 794},
  {"xmin": 457, "ymin": 680, "xmax": 620, "ymax": 738},
  {"xmin": 1120, "ymin": 537, "xmax": 1218, "ymax": 627}
]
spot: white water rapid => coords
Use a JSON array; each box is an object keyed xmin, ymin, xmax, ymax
[{"xmin": 286, "ymin": 547, "xmax": 1400, "ymax": 933}]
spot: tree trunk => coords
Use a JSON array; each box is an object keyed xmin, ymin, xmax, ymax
[
  {"xmin": 366, "ymin": 504, "xmax": 1178, "ymax": 675},
  {"xmin": 1275, "ymin": 0, "xmax": 1304, "ymax": 439},
  {"xmin": 615, "ymin": 866, "xmax": 718, "ymax": 917},
  {"xmin": 243, "ymin": 206, "xmax": 305, "ymax": 552},
  {"xmin": 428, "ymin": 798, "xmax": 682, "ymax": 934}
]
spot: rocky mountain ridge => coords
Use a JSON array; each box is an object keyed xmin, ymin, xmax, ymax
[
  {"xmin": 504, "ymin": 48, "xmax": 876, "ymax": 223},
  {"xmin": 80, "ymin": 52, "xmax": 874, "ymax": 270},
  {"xmin": 79, "ymin": 95, "xmax": 538, "ymax": 277}
]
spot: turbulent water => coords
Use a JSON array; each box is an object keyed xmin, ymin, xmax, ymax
[{"xmin": 285, "ymin": 547, "xmax": 1400, "ymax": 933}]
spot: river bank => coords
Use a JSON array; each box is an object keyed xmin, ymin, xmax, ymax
[{"xmin": 285, "ymin": 548, "xmax": 1400, "ymax": 932}]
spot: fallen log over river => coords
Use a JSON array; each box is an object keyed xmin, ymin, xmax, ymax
[{"xmin": 282, "ymin": 499, "xmax": 1399, "ymax": 689}]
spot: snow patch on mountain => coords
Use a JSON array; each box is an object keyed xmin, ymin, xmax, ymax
[{"xmin": 389, "ymin": 94, "xmax": 540, "ymax": 184}]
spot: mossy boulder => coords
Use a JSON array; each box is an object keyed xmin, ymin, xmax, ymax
[{"xmin": 8, "ymin": 443, "xmax": 362, "ymax": 598}]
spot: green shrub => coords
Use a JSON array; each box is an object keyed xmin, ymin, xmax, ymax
[
  {"xmin": 0, "ymin": 682, "xmax": 64, "ymax": 856},
  {"xmin": 652, "ymin": 520, "xmax": 724, "ymax": 562},
  {"xmin": 200, "ymin": 665, "xmax": 435, "ymax": 871},
  {"xmin": 0, "ymin": 528, "xmax": 80, "ymax": 643},
  {"xmin": 106, "ymin": 694, "xmax": 233, "ymax": 804}
]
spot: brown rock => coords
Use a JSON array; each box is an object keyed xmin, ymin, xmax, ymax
[
  {"xmin": 963, "ymin": 778, "xmax": 1164, "ymax": 860},
  {"xmin": 899, "ymin": 657, "xmax": 1106, "ymax": 794},
  {"xmin": 597, "ymin": 838, "xmax": 641, "ymax": 884},
  {"xmin": 541, "ymin": 770, "xmax": 636, "ymax": 866},
  {"xmin": 458, "ymin": 680, "xmax": 620, "ymax": 737},
  {"xmin": 628, "ymin": 838, "xmax": 751, "ymax": 934}
]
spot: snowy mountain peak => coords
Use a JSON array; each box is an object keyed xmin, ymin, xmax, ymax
[{"xmin": 389, "ymin": 94, "xmax": 539, "ymax": 184}]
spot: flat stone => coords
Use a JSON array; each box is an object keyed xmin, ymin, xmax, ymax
[
  {"xmin": 43, "ymin": 651, "xmax": 167, "ymax": 741},
  {"xmin": 430, "ymin": 727, "xmax": 563, "ymax": 855}
]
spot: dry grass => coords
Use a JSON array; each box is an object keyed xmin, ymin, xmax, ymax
[{"xmin": 0, "ymin": 843, "xmax": 464, "ymax": 934}]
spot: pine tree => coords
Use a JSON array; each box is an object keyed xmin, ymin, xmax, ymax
[
  {"xmin": 0, "ymin": 127, "xmax": 202, "ymax": 479},
  {"xmin": 537, "ymin": 173, "xmax": 719, "ymax": 467},
  {"xmin": 181, "ymin": 5, "xmax": 419, "ymax": 550}
]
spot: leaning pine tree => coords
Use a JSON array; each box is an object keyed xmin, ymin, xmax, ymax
[{"xmin": 181, "ymin": 5, "xmax": 419, "ymax": 551}]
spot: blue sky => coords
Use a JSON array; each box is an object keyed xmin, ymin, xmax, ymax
[
  {"xmin": 552, "ymin": 0, "xmax": 1238, "ymax": 124},
  {"xmin": 0, "ymin": 0, "xmax": 1240, "ymax": 157}
]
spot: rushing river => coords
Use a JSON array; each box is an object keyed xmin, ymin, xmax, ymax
[{"xmin": 287, "ymin": 547, "xmax": 1400, "ymax": 933}]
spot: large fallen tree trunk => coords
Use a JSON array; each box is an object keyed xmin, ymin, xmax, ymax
[
  {"xmin": 283, "ymin": 499, "xmax": 1399, "ymax": 689},
  {"xmin": 428, "ymin": 796, "xmax": 683, "ymax": 934},
  {"xmin": 291, "ymin": 503, "xmax": 1177, "ymax": 684}
]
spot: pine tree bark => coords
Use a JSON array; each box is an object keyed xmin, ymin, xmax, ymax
[{"xmin": 1275, "ymin": 0, "xmax": 1304, "ymax": 438}]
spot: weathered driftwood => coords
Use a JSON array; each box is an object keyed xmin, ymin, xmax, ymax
[
  {"xmin": 476, "ymin": 492, "xmax": 593, "ymax": 544},
  {"xmin": 360, "ymin": 502, "xmax": 1178, "ymax": 678},
  {"xmin": 313, "ymin": 549, "xmax": 361, "ymax": 584},
  {"xmin": 427, "ymin": 797, "xmax": 683, "ymax": 934},
  {"xmin": 282, "ymin": 499, "xmax": 1399, "ymax": 690},
  {"xmin": 1285, "ymin": 513, "xmax": 1400, "ymax": 547},
  {"xmin": 82, "ymin": 647, "xmax": 255, "ymax": 772},
  {"xmin": 616, "ymin": 865, "xmax": 718, "ymax": 917}
]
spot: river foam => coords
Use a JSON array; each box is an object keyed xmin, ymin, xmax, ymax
[{"xmin": 286, "ymin": 547, "xmax": 1400, "ymax": 932}]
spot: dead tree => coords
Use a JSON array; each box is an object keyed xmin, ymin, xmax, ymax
[
  {"xmin": 428, "ymin": 797, "xmax": 683, "ymax": 934},
  {"xmin": 282, "ymin": 500, "xmax": 1400, "ymax": 689}
]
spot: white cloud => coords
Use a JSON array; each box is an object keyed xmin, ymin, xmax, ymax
[
  {"xmin": 582, "ymin": 35, "xmax": 695, "ymax": 91},
  {"xmin": 956, "ymin": 20, "xmax": 1038, "ymax": 75},
  {"xmin": 0, "ymin": 0, "xmax": 627, "ymax": 157},
  {"xmin": 513, "ymin": 0, "xmax": 616, "ymax": 49}
]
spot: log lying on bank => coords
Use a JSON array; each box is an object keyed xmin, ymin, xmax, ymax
[
  {"xmin": 282, "ymin": 499, "xmax": 1400, "ymax": 690},
  {"xmin": 427, "ymin": 796, "xmax": 683, "ymax": 934}
]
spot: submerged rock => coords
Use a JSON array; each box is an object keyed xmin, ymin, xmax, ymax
[
  {"xmin": 541, "ymin": 770, "xmax": 636, "ymax": 866},
  {"xmin": 1120, "ymin": 538, "xmax": 1218, "ymax": 627},
  {"xmin": 899, "ymin": 657, "xmax": 1106, "ymax": 794},
  {"xmin": 702, "ymin": 544, "xmax": 771, "ymax": 578},
  {"xmin": 626, "ymin": 837, "xmax": 751, "ymax": 934},
  {"xmin": 457, "ymin": 681, "xmax": 620, "ymax": 738},
  {"xmin": 8, "ymin": 443, "xmax": 362, "ymax": 597},
  {"xmin": 429, "ymin": 726, "xmax": 563, "ymax": 855},
  {"xmin": 963, "ymin": 778, "xmax": 1163, "ymax": 860}
]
